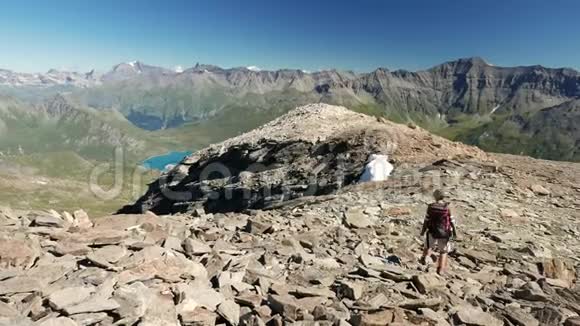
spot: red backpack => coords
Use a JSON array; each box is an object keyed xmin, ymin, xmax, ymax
[{"xmin": 427, "ymin": 202, "xmax": 452, "ymax": 239}]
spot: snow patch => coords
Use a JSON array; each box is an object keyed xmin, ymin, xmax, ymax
[
  {"xmin": 359, "ymin": 154, "xmax": 394, "ymax": 182},
  {"xmin": 246, "ymin": 66, "xmax": 261, "ymax": 72},
  {"xmin": 174, "ymin": 65, "xmax": 183, "ymax": 73},
  {"xmin": 128, "ymin": 61, "xmax": 137, "ymax": 67}
]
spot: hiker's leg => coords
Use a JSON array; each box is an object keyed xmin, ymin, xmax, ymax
[
  {"xmin": 420, "ymin": 247, "xmax": 431, "ymax": 264},
  {"xmin": 437, "ymin": 253, "xmax": 448, "ymax": 275},
  {"xmin": 420, "ymin": 234, "xmax": 431, "ymax": 264}
]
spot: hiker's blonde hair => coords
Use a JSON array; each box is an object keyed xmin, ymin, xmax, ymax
[{"xmin": 433, "ymin": 189, "xmax": 448, "ymax": 201}]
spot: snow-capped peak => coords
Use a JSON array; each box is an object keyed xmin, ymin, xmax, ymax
[
  {"xmin": 128, "ymin": 61, "xmax": 138, "ymax": 67},
  {"xmin": 174, "ymin": 65, "xmax": 184, "ymax": 73},
  {"xmin": 246, "ymin": 66, "xmax": 261, "ymax": 72}
]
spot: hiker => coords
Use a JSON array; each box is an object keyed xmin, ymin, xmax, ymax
[{"xmin": 420, "ymin": 189, "xmax": 457, "ymax": 275}]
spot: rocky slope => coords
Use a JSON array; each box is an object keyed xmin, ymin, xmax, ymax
[
  {"xmin": 458, "ymin": 99, "xmax": 580, "ymax": 162},
  {"xmin": 0, "ymin": 152, "xmax": 579, "ymax": 325},
  {"xmin": 1, "ymin": 103, "xmax": 579, "ymax": 325}
]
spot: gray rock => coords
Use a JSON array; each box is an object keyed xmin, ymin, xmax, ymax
[
  {"xmin": 53, "ymin": 241, "xmax": 91, "ymax": 256},
  {"xmin": 32, "ymin": 215, "xmax": 65, "ymax": 228},
  {"xmin": 179, "ymin": 307, "xmax": 217, "ymax": 326},
  {"xmin": 246, "ymin": 219, "xmax": 273, "ymax": 234},
  {"xmin": 0, "ymin": 301, "xmax": 20, "ymax": 318},
  {"xmin": 291, "ymin": 286, "xmax": 335, "ymax": 299},
  {"xmin": 63, "ymin": 298, "xmax": 120, "ymax": 315},
  {"xmin": 113, "ymin": 282, "xmax": 153, "ymax": 324},
  {"xmin": 565, "ymin": 317, "xmax": 580, "ymax": 326},
  {"xmin": 454, "ymin": 305, "xmax": 502, "ymax": 326},
  {"xmin": 531, "ymin": 184, "xmax": 551, "ymax": 196},
  {"xmin": 532, "ymin": 306, "xmax": 564, "ymax": 325},
  {"xmin": 174, "ymin": 284, "xmax": 225, "ymax": 312},
  {"xmin": 235, "ymin": 293, "xmax": 263, "ymax": 308},
  {"xmin": 399, "ymin": 298, "xmax": 443, "ymax": 310},
  {"xmin": 463, "ymin": 249, "xmax": 497, "ymax": 264},
  {"xmin": 419, "ymin": 308, "xmax": 450, "ymax": 326},
  {"xmin": 183, "ymin": 238, "xmax": 212, "ymax": 256},
  {"xmin": 515, "ymin": 282, "xmax": 548, "ymax": 302},
  {"xmin": 350, "ymin": 308, "xmax": 406, "ymax": 326},
  {"xmin": 412, "ymin": 273, "xmax": 445, "ymax": 294},
  {"xmin": 163, "ymin": 236, "xmax": 183, "ymax": 252},
  {"xmin": 344, "ymin": 209, "xmax": 375, "ymax": 229},
  {"xmin": 37, "ymin": 317, "xmax": 78, "ymax": 326},
  {"xmin": 0, "ymin": 316, "xmax": 33, "ymax": 326},
  {"xmin": 0, "ymin": 277, "xmax": 44, "ymax": 295},
  {"xmin": 338, "ymin": 281, "xmax": 364, "ymax": 300},
  {"xmin": 217, "ymin": 300, "xmax": 240, "ymax": 326},
  {"xmin": 267, "ymin": 294, "xmax": 299, "ymax": 320},
  {"xmin": 73, "ymin": 210, "xmax": 93, "ymax": 229},
  {"xmin": 140, "ymin": 292, "xmax": 179, "ymax": 326},
  {"xmin": 504, "ymin": 306, "xmax": 540, "ymax": 326},
  {"xmin": 47, "ymin": 286, "xmax": 94, "ymax": 310},
  {"xmin": 0, "ymin": 238, "xmax": 39, "ymax": 269},
  {"xmin": 69, "ymin": 313, "xmax": 110, "ymax": 326},
  {"xmin": 90, "ymin": 245, "xmax": 127, "ymax": 264}
]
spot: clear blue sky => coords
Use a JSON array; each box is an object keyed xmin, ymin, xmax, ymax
[{"xmin": 1, "ymin": 0, "xmax": 579, "ymax": 73}]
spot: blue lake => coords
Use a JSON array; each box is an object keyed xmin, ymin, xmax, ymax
[{"xmin": 141, "ymin": 151, "xmax": 192, "ymax": 171}]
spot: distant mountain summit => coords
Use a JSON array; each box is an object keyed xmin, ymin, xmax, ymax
[{"xmin": 101, "ymin": 61, "xmax": 174, "ymax": 82}]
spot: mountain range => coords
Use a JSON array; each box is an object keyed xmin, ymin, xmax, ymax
[{"xmin": 1, "ymin": 57, "xmax": 579, "ymax": 162}]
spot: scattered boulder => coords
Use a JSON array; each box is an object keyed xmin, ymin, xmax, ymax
[
  {"xmin": 183, "ymin": 237, "xmax": 212, "ymax": 256},
  {"xmin": 539, "ymin": 258, "xmax": 577, "ymax": 287},
  {"xmin": 412, "ymin": 274, "xmax": 445, "ymax": 294},
  {"xmin": 565, "ymin": 317, "xmax": 580, "ymax": 326},
  {"xmin": 514, "ymin": 282, "xmax": 549, "ymax": 302},
  {"xmin": 73, "ymin": 209, "xmax": 93, "ymax": 229},
  {"xmin": 531, "ymin": 184, "xmax": 551, "ymax": 196},
  {"xmin": 337, "ymin": 281, "xmax": 364, "ymax": 300},
  {"xmin": 37, "ymin": 317, "xmax": 78, "ymax": 326},
  {"xmin": 454, "ymin": 304, "xmax": 502, "ymax": 326},
  {"xmin": 31, "ymin": 214, "xmax": 65, "ymax": 228},
  {"xmin": 217, "ymin": 300, "xmax": 240, "ymax": 326},
  {"xmin": 350, "ymin": 308, "xmax": 406, "ymax": 326},
  {"xmin": 267, "ymin": 294, "xmax": 300, "ymax": 320},
  {"xmin": 47, "ymin": 287, "xmax": 94, "ymax": 310},
  {"xmin": 246, "ymin": 219, "xmax": 273, "ymax": 234},
  {"xmin": 0, "ymin": 238, "xmax": 39, "ymax": 269},
  {"xmin": 344, "ymin": 209, "xmax": 375, "ymax": 229},
  {"xmin": 500, "ymin": 208, "xmax": 520, "ymax": 219}
]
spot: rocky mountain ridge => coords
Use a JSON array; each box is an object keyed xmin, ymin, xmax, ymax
[
  {"xmin": 3, "ymin": 57, "xmax": 579, "ymax": 161},
  {"xmin": 120, "ymin": 104, "xmax": 490, "ymax": 215}
]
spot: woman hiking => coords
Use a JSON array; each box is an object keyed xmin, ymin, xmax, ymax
[{"xmin": 420, "ymin": 189, "xmax": 457, "ymax": 275}]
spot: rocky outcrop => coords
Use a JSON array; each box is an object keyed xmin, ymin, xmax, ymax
[
  {"xmin": 1, "ymin": 147, "xmax": 579, "ymax": 325},
  {"xmin": 119, "ymin": 104, "xmax": 488, "ymax": 215}
]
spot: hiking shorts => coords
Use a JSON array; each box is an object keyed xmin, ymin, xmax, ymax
[{"xmin": 425, "ymin": 233, "xmax": 451, "ymax": 254}]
